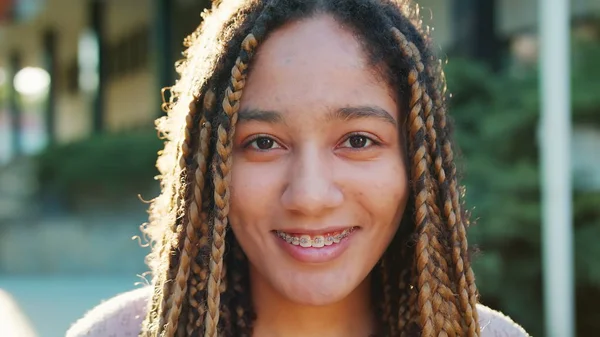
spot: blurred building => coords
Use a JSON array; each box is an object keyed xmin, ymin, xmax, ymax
[
  {"xmin": 1, "ymin": 0, "xmax": 599, "ymax": 159},
  {"xmin": 0, "ymin": 0, "xmax": 210, "ymax": 160}
]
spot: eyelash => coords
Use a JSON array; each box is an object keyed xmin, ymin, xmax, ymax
[
  {"xmin": 243, "ymin": 134, "xmax": 283, "ymax": 151},
  {"xmin": 242, "ymin": 133, "xmax": 381, "ymax": 151},
  {"xmin": 340, "ymin": 132, "xmax": 381, "ymax": 150}
]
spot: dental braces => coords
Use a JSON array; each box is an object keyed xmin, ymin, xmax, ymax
[{"xmin": 276, "ymin": 227, "xmax": 356, "ymax": 247}]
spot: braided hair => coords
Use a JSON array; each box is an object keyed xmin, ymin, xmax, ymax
[{"xmin": 140, "ymin": 1, "xmax": 480, "ymax": 336}]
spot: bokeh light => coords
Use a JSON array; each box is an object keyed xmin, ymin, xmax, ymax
[{"xmin": 13, "ymin": 66, "xmax": 50, "ymax": 96}]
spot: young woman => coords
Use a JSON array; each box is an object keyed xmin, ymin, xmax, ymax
[{"xmin": 68, "ymin": 0, "xmax": 529, "ymax": 336}]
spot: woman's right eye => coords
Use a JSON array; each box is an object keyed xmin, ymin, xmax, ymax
[{"xmin": 246, "ymin": 136, "xmax": 282, "ymax": 150}]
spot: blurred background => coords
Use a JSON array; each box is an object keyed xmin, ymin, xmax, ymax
[{"xmin": 0, "ymin": 0, "xmax": 598, "ymax": 336}]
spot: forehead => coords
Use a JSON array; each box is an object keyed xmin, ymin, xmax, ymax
[
  {"xmin": 251, "ymin": 14, "xmax": 366, "ymax": 73},
  {"xmin": 240, "ymin": 14, "xmax": 398, "ymax": 120}
]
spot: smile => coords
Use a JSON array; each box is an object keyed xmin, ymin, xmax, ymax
[{"xmin": 275, "ymin": 227, "xmax": 357, "ymax": 248}]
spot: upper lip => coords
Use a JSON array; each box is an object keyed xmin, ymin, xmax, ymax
[{"xmin": 273, "ymin": 226, "xmax": 357, "ymax": 235}]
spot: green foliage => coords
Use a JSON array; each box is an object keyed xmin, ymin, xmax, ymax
[
  {"xmin": 35, "ymin": 129, "xmax": 163, "ymax": 203},
  {"xmin": 445, "ymin": 38, "xmax": 600, "ymax": 336}
]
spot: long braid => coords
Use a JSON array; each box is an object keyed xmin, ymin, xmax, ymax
[
  {"xmin": 187, "ymin": 91, "xmax": 216, "ymax": 336},
  {"xmin": 401, "ymin": 27, "xmax": 477, "ymax": 335},
  {"xmin": 425, "ymin": 41, "xmax": 480, "ymax": 337},
  {"xmin": 393, "ymin": 27, "xmax": 461, "ymax": 335},
  {"xmin": 159, "ymin": 97, "xmax": 210, "ymax": 337},
  {"xmin": 153, "ymin": 91, "xmax": 205, "ymax": 336},
  {"xmin": 406, "ymin": 67, "xmax": 437, "ymax": 336},
  {"xmin": 444, "ymin": 134, "xmax": 481, "ymax": 336},
  {"xmin": 424, "ymin": 42, "xmax": 481, "ymax": 336},
  {"xmin": 435, "ymin": 55, "xmax": 481, "ymax": 334},
  {"xmin": 408, "ymin": 40, "xmax": 463, "ymax": 335},
  {"xmin": 204, "ymin": 33, "xmax": 258, "ymax": 337},
  {"xmin": 392, "ymin": 25, "xmax": 476, "ymax": 336},
  {"xmin": 371, "ymin": 3, "xmax": 467, "ymax": 333}
]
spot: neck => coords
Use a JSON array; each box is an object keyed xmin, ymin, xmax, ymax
[{"xmin": 249, "ymin": 266, "xmax": 376, "ymax": 337}]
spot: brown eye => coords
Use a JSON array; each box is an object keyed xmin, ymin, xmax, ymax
[
  {"xmin": 256, "ymin": 137, "xmax": 274, "ymax": 149},
  {"xmin": 339, "ymin": 133, "xmax": 378, "ymax": 150},
  {"xmin": 347, "ymin": 135, "xmax": 373, "ymax": 149},
  {"xmin": 247, "ymin": 136, "xmax": 281, "ymax": 150},
  {"xmin": 349, "ymin": 135, "xmax": 368, "ymax": 148}
]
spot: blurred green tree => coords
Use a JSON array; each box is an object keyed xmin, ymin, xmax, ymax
[{"xmin": 445, "ymin": 34, "xmax": 600, "ymax": 336}]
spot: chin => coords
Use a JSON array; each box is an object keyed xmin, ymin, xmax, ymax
[{"xmin": 274, "ymin": 270, "xmax": 359, "ymax": 306}]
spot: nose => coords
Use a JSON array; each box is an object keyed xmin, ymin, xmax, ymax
[{"xmin": 281, "ymin": 148, "xmax": 343, "ymax": 216}]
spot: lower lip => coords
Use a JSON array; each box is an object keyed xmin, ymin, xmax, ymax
[{"xmin": 273, "ymin": 229, "xmax": 357, "ymax": 264}]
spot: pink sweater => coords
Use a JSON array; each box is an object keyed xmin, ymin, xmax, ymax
[{"xmin": 66, "ymin": 286, "xmax": 530, "ymax": 336}]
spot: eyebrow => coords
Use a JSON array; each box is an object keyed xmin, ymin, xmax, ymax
[
  {"xmin": 238, "ymin": 108, "xmax": 284, "ymax": 123},
  {"xmin": 328, "ymin": 106, "xmax": 397, "ymax": 127},
  {"xmin": 238, "ymin": 105, "xmax": 397, "ymax": 127}
]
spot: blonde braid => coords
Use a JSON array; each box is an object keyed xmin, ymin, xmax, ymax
[
  {"xmin": 398, "ymin": 26, "xmax": 478, "ymax": 335},
  {"xmin": 204, "ymin": 34, "xmax": 258, "ymax": 337},
  {"xmin": 425, "ymin": 47, "xmax": 480, "ymax": 336},
  {"xmin": 435, "ymin": 55, "xmax": 480, "ymax": 333},
  {"xmin": 159, "ymin": 97, "xmax": 211, "ymax": 337},
  {"xmin": 391, "ymin": 28, "xmax": 459, "ymax": 337},
  {"xmin": 154, "ymin": 92, "xmax": 203, "ymax": 336},
  {"xmin": 408, "ymin": 77, "xmax": 436, "ymax": 337},
  {"xmin": 444, "ymin": 137, "xmax": 481, "ymax": 336},
  {"xmin": 187, "ymin": 91, "xmax": 215, "ymax": 336}
]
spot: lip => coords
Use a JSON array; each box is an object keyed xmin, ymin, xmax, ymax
[
  {"xmin": 272, "ymin": 228, "xmax": 358, "ymax": 264},
  {"xmin": 273, "ymin": 226, "xmax": 355, "ymax": 236}
]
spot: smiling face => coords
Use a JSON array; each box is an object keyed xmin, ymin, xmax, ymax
[{"xmin": 228, "ymin": 14, "xmax": 409, "ymax": 306}]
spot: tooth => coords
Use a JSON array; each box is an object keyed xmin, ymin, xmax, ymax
[
  {"xmin": 292, "ymin": 237, "xmax": 300, "ymax": 245},
  {"xmin": 325, "ymin": 236, "xmax": 334, "ymax": 245},
  {"xmin": 299, "ymin": 235, "xmax": 311, "ymax": 248},
  {"xmin": 312, "ymin": 236, "xmax": 325, "ymax": 248},
  {"xmin": 333, "ymin": 235, "xmax": 341, "ymax": 243},
  {"xmin": 285, "ymin": 235, "xmax": 293, "ymax": 243}
]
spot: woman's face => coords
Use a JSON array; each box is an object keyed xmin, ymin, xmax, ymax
[{"xmin": 229, "ymin": 14, "xmax": 409, "ymax": 306}]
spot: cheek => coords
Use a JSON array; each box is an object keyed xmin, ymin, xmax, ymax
[
  {"xmin": 358, "ymin": 160, "xmax": 409, "ymax": 225},
  {"xmin": 229, "ymin": 160, "xmax": 281, "ymax": 229}
]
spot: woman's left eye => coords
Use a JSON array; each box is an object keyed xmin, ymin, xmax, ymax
[{"xmin": 340, "ymin": 134, "xmax": 377, "ymax": 149}]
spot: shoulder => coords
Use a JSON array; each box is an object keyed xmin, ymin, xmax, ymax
[
  {"xmin": 65, "ymin": 288, "xmax": 529, "ymax": 337},
  {"xmin": 477, "ymin": 304, "xmax": 530, "ymax": 337},
  {"xmin": 66, "ymin": 286, "xmax": 152, "ymax": 337}
]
